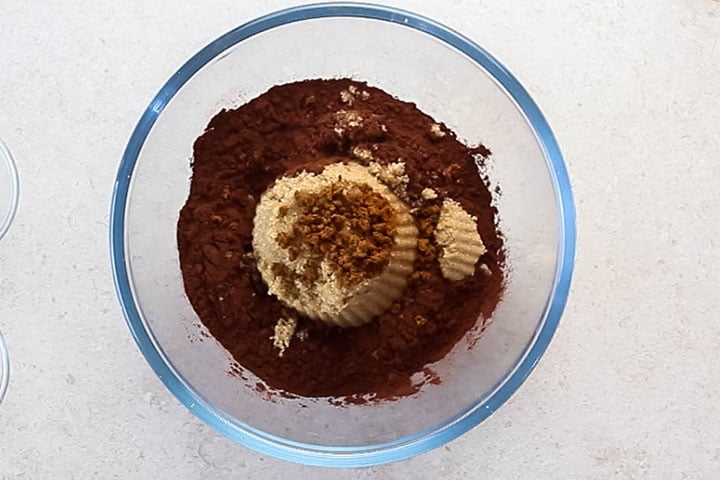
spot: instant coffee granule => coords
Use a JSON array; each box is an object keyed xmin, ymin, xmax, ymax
[{"xmin": 177, "ymin": 79, "xmax": 504, "ymax": 401}]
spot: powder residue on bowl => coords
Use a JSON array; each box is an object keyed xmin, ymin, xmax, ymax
[{"xmin": 177, "ymin": 79, "xmax": 504, "ymax": 401}]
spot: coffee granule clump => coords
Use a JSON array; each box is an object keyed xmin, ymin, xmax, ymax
[{"xmin": 276, "ymin": 182, "xmax": 397, "ymax": 287}]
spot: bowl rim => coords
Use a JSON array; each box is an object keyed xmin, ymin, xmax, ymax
[
  {"xmin": 0, "ymin": 138, "xmax": 19, "ymax": 242},
  {"xmin": 110, "ymin": 1, "xmax": 576, "ymax": 467},
  {"xmin": 0, "ymin": 328, "xmax": 9, "ymax": 404}
]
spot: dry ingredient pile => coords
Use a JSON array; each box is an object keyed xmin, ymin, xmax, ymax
[{"xmin": 178, "ymin": 79, "xmax": 504, "ymax": 400}]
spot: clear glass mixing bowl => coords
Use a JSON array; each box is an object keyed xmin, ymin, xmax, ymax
[
  {"xmin": 110, "ymin": 3, "xmax": 575, "ymax": 467},
  {"xmin": 0, "ymin": 139, "xmax": 18, "ymax": 243},
  {"xmin": 0, "ymin": 330, "xmax": 8, "ymax": 405},
  {"xmin": 0, "ymin": 138, "xmax": 18, "ymax": 404}
]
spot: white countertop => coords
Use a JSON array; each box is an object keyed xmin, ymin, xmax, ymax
[{"xmin": 1, "ymin": 1, "xmax": 719, "ymax": 478}]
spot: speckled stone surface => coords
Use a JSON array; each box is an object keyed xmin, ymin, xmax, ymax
[{"xmin": 1, "ymin": 1, "xmax": 719, "ymax": 478}]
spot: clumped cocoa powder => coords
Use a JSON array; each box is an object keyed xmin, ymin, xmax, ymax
[{"xmin": 177, "ymin": 79, "xmax": 504, "ymax": 400}]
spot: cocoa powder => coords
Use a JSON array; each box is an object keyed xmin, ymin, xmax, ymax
[{"xmin": 177, "ymin": 79, "xmax": 504, "ymax": 400}]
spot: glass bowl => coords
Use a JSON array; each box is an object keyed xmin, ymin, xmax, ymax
[
  {"xmin": 110, "ymin": 3, "xmax": 575, "ymax": 467},
  {"xmin": 0, "ymin": 139, "xmax": 19, "ymax": 243},
  {"xmin": 0, "ymin": 138, "xmax": 18, "ymax": 405},
  {"xmin": 0, "ymin": 328, "xmax": 8, "ymax": 404}
]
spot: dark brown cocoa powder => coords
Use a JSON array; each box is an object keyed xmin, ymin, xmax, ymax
[{"xmin": 177, "ymin": 79, "xmax": 504, "ymax": 400}]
